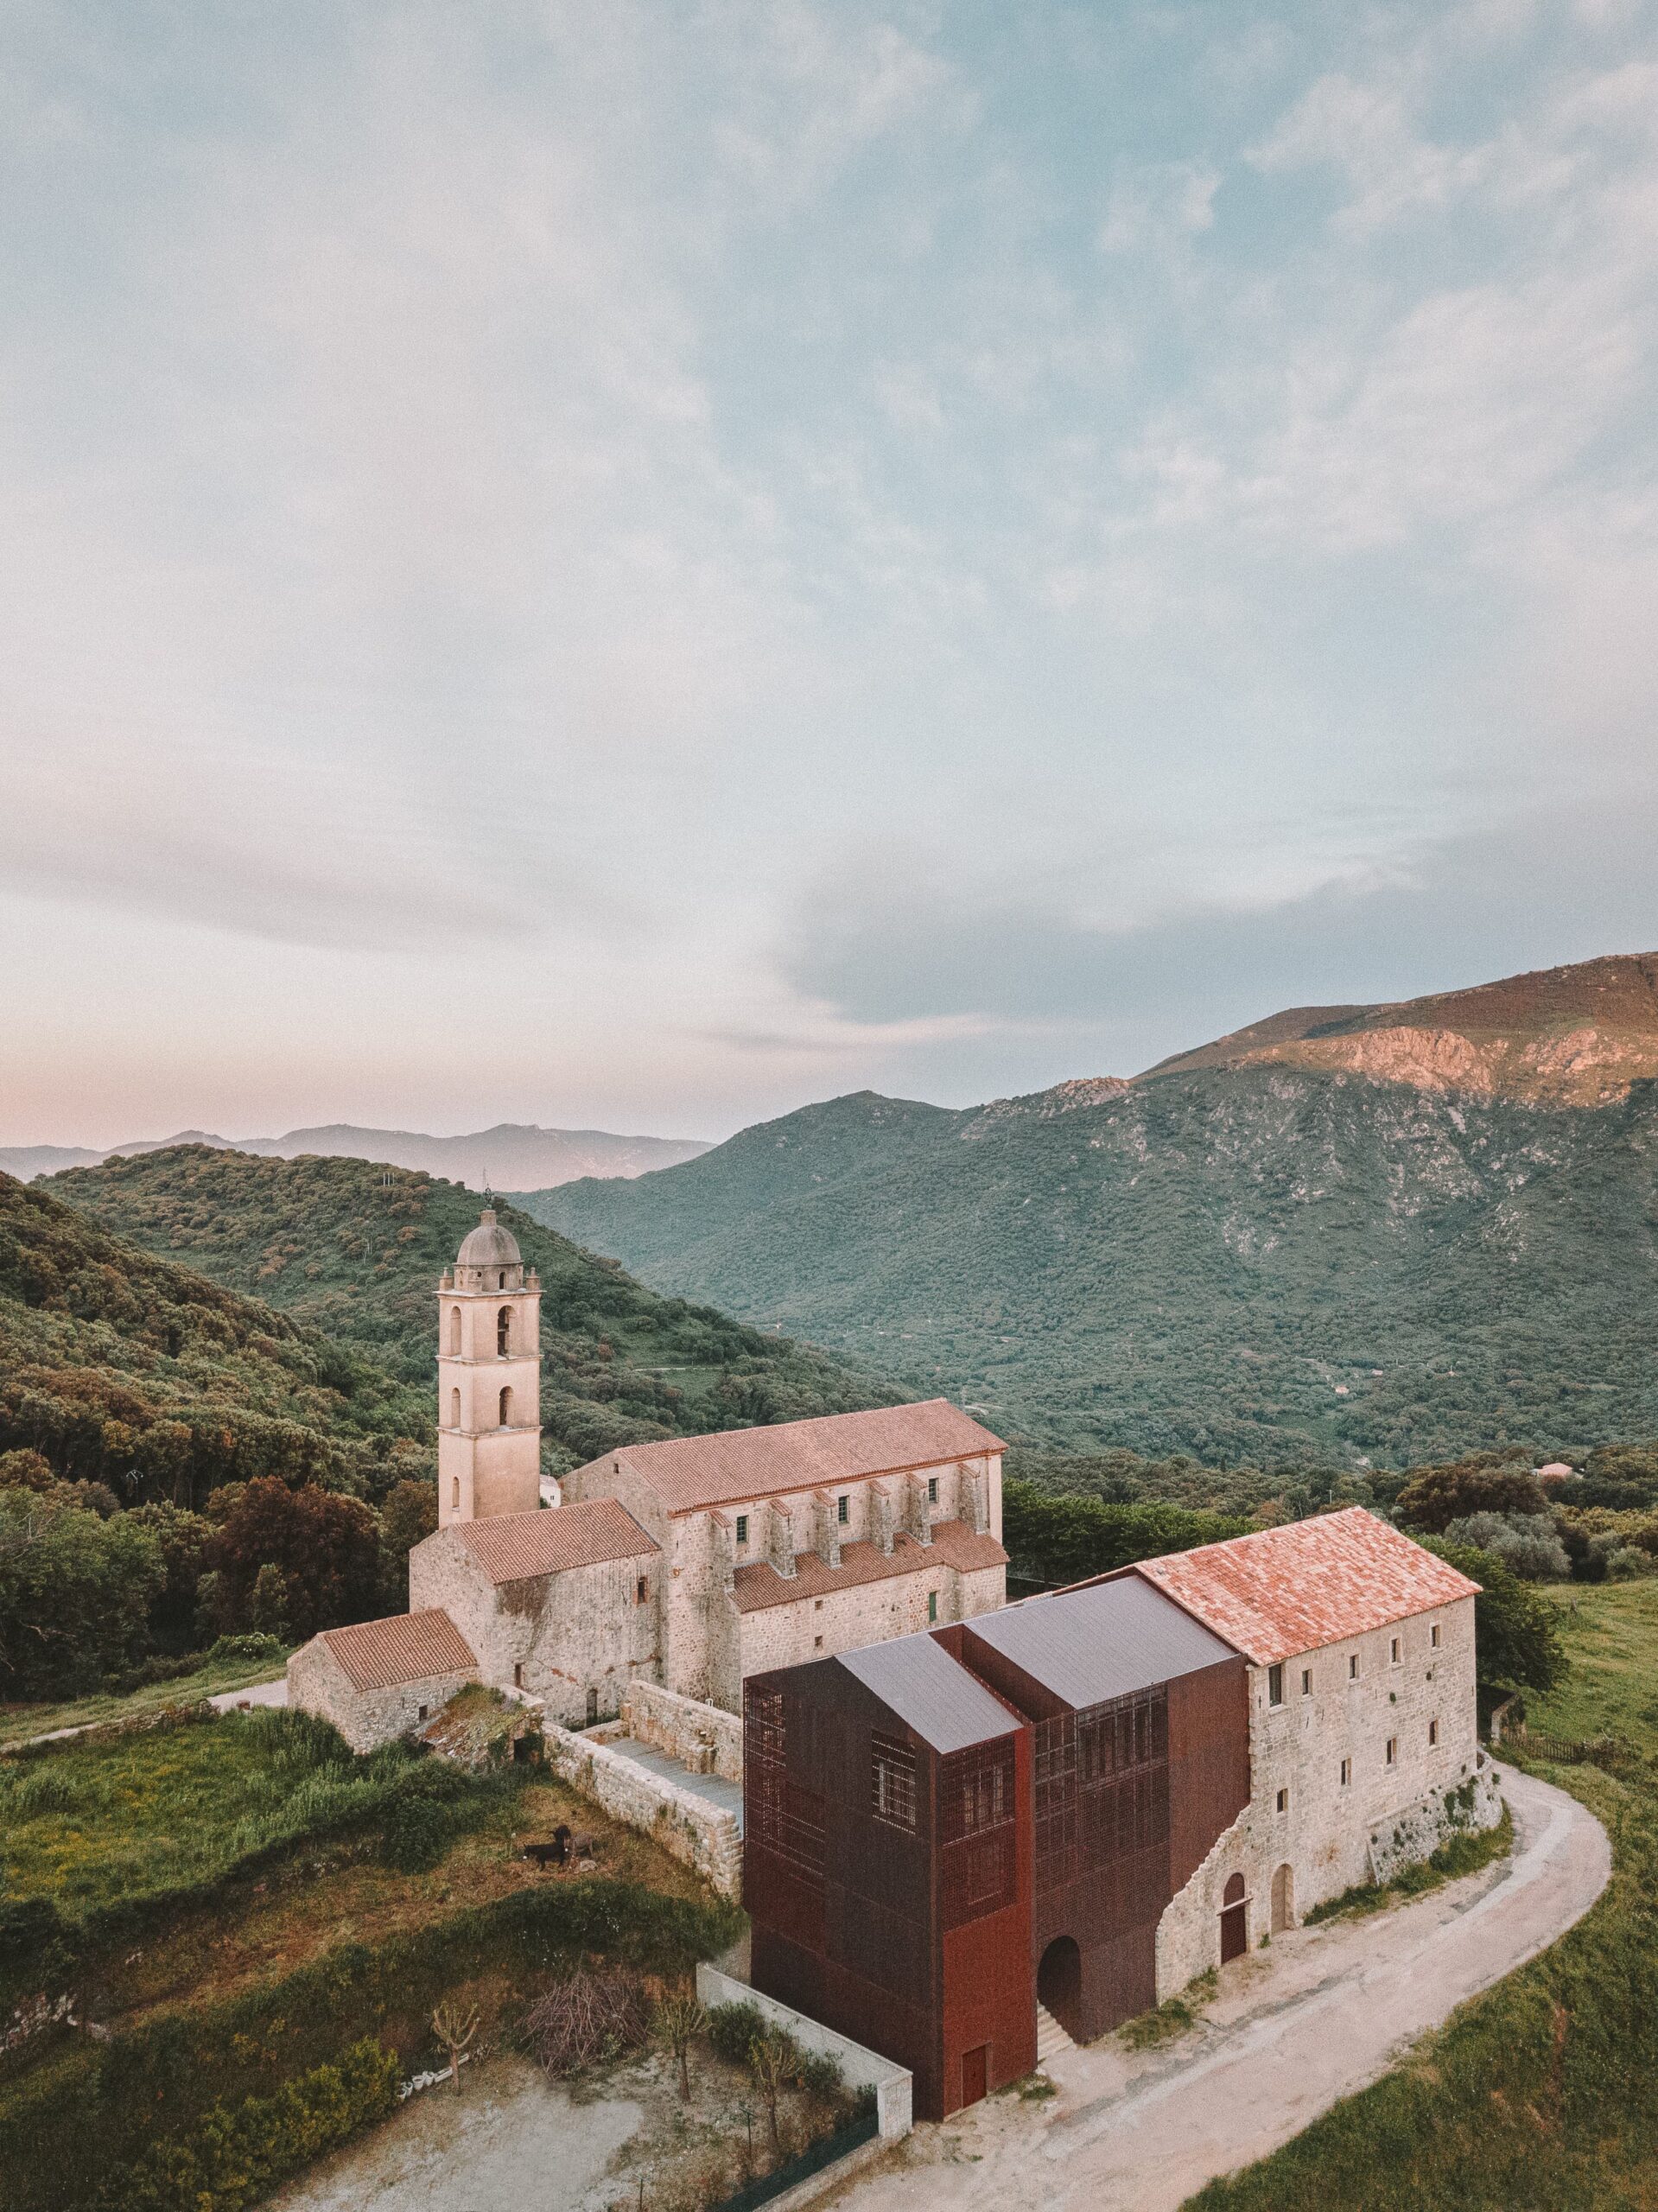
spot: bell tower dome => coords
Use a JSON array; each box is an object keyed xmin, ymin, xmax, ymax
[{"xmin": 436, "ymin": 1207, "xmax": 542, "ymax": 1526}]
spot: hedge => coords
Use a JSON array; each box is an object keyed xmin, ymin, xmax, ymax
[
  {"xmin": 2, "ymin": 1878, "xmax": 743, "ymax": 2212},
  {"xmin": 92, "ymin": 2038, "xmax": 398, "ymax": 2212}
]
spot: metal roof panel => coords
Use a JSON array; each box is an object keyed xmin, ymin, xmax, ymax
[
  {"xmin": 837, "ymin": 1631, "xmax": 1022, "ymax": 1755},
  {"xmin": 967, "ymin": 1574, "xmax": 1239, "ymax": 1707}
]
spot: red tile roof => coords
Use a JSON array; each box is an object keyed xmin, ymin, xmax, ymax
[
  {"xmin": 575, "ymin": 1401, "xmax": 1005, "ymax": 1516},
  {"xmin": 1133, "ymin": 1507, "xmax": 1480, "ymax": 1666},
  {"xmin": 317, "ymin": 1609, "xmax": 478, "ymax": 1692},
  {"xmin": 732, "ymin": 1519, "xmax": 1008, "ymax": 1614},
  {"xmin": 451, "ymin": 1498, "xmax": 658, "ymax": 1585}
]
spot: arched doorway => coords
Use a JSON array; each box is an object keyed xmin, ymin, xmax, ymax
[
  {"xmin": 1271, "ymin": 1863, "xmax": 1295, "ymax": 1933},
  {"xmin": 1220, "ymin": 1872, "xmax": 1248, "ymax": 1963},
  {"xmin": 1037, "ymin": 1936, "xmax": 1083, "ymax": 2042}
]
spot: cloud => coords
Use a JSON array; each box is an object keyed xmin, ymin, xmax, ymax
[{"xmin": 780, "ymin": 800, "xmax": 1658, "ymax": 1064}]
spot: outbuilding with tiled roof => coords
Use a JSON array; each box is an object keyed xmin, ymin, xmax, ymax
[{"xmin": 288, "ymin": 1608, "xmax": 480, "ymax": 1754}]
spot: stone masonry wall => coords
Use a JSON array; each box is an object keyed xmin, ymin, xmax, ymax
[
  {"xmin": 620, "ymin": 1681, "xmax": 744, "ymax": 1782},
  {"xmin": 722, "ymin": 1555, "xmax": 1006, "ymax": 1712},
  {"xmin": 1156, "ymin": 1592, "xmax": 1485, "ymax": 1997},
  {"xmin": 542, "ymin": 1719, "xmax": 743, "ymax": 1899},
  {"xmin": 286, "ymin": 1640, "xmax": 478, "ymax": 1756}
]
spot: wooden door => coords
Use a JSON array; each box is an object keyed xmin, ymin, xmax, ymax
[
  {"xmin": 1220, "ymin": 1871, "xmax": 1248, "ymax": 1962},
  {"xmin": 961, "ymin": 2044, "xmax": 989, "ymax": 2107}
]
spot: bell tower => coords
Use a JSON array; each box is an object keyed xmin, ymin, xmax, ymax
[{"xmin": 436, "ymin": 1207, "xmax": 542, "ymax": 1527}]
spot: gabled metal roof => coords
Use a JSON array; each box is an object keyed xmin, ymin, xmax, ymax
[
  {"xmin": 966, "ymin": 1573, "xmax": 1239, "ymax": 1709},
  {"xmin": 837, "ymin": 1630, "xmax": 1022, "ymax": 1755}
]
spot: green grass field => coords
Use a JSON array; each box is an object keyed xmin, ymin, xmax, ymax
[
  {"xmin": 1188, "ymin": 1581, "xmax": 1658, "ymax": 2211},
  {"xmin": 0, "ymin": 1647, "xmax": 291, "ymax": 1752}
]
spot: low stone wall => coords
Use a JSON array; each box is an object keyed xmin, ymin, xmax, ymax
[
  {"xmin": 1368, "ymin": 1752, "xmax": 1505, "ymax": 1885},
  {"xmin": 696, "ymin": 1965, "xmax": 913, "ymax": 2141},
  {"xmin": 620, "ymin": 1681, "xmax": 744, "ymax": 1783},
  {"xmin": 543, "ymin": 1720, "xmax": 743, "ymax": 1899}
]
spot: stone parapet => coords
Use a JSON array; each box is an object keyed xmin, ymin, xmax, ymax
[
  {"xmin": 620, "ymin": 1681, "xmax": 744, "ymax": 1783},
  {"xmin": 543, "ymin": 1719, "xmax": 743, "ymax": 1898}
]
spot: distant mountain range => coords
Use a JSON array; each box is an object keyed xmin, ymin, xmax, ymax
[
  {"xmin": 2, "ymin": 1121, "xmax": 711, "ymax": 1192},
  {"xmin": 522, "ymin": 954, "xmax": 1658, "ymax": 1470}
]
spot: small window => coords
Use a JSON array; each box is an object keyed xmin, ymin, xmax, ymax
[
  {"xmin": 1431, "ymin": 1623, "xmax": 1441, "ymax": 1649},
  {"xmin": 417, "ymin": 1704, "xmax": 429, "ymax": 1722},
  {"xmin": 1267, "ymin": 1663, "xmax": 1284, "ymax": 1707},
  {"xmin": 1429, "ymin": 1718, "xmax": 1439, "ymax": 1746},
  {"xmin": 1349, "ymin": 1653, "xmax": 1360, "ymax": 1681},
  {"xmin": 451, "ymin": 1476, "xmax": 460, "ymax": 1509},
  {"xmin": 1301, "ymin": 1669, "xmax": 1312, "ymax": 1697},
  {"xmin": 1386, "ymin": 1736, "xmax": 1397, "ymax": 1766},
  {"xmin": 837, "ymin": 1493, "xmax": 849, "ymax": 1525},
  {"xmin": 735, "ymin": 1514, "xmax": 748, "ymax": 1545},
  {"xmin": 513, "ymin": 1663, "xmax": 524, "ymax": 1689},
  {"xmin": 927, "ymin": 1476, "xmax": 938, "ymax": 1504},
  {"xmin": 1390, "ymin": 1637, "xmax": 1401, "ymax": 1665},
  {"xmin": 1340, "ymin": 1758, "xmax": 1352, "ymax": 1786},
  {"xmin": 872, "ymin": 1733, "xmax": 917, "ymax": 1830},
  {"xmin": 1276, "ymin": 1787, "xmax": 1288, "ymax": 1814},
  {"xmin": 814, "ymin": 1634, "xmax": 823, "ymax": 1649},
  {"xmin": 636, "ymin": 1576, "xmax": 648, "ymax": 1605},
  {"xmin": 928, "ymin": 1591, "xmax": 938, "ymax": 1624},
  {"xmin": 499, "ymin": 1384, "xmax": 513, "ymax": 1427}
]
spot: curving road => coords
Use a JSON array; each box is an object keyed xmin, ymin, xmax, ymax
[{"xmin": 831, "ymin": 1765, "xmax": 1610, "ymax": 2212}]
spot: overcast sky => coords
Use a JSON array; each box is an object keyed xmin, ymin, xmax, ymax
[{"xmin": 4, "ymin": 0, "xmax": 1657, "ymax": 1145}]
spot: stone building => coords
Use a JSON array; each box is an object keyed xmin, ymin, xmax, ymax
[
  {"xmin": 745, "ymin": 1505, "xmax": 1499, "ymax": 2120},
  {"xmin": 563, "ymin": 1401, "xmax": 1009, "ymax": 1711},
  {"xmin": 289, "ymin": 1210, "xmax": 1009, "ymax": 1746},
  {"xmin": 285, "ymin": 1610, "xmax": 480, "ymax": 1753}
]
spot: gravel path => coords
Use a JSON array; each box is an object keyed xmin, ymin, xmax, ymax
[{"xmin": 827, "ymin": 1764, "xmax": 1610, "ymax": 2212}]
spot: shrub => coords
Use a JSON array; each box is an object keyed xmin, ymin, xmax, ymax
[
  {"xmin": 707, "ymin": 1998, "xmax": 769, "ymax": 2068},
  {"xmin": 92, "ymin": 2037, "xmax": 398, "ymax": 2212},
  {"xmin": 524, "ymin": 1964, "xmax": 650, "ymax": 2075},
  {"xmin": 380, "ymin": 1792, "xmax": 449, "ymax": 1872},
  {"xmin": 1001, "ymin": 1484, "xmax": 1253, "ymax": 1587},
  {"xmin": 1439, "ymin": 1511, "xmax": 1570, "ymax": 1581},
  {"xmin": 1606, "ymin": 1546, "xmax": 1654, "ymax": 1581}
]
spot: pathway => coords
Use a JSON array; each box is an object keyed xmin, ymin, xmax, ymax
[
  {"xmin": 598, "ymin": 1734, "xmax": 745, "ymax": 1830},
  {"xmin": 7, "ymin": 1674, "xmax": 288, "ymax": 1751},
  {"xmin": 828, "ymin": 1765, "xmax": 1610, "ymax": 2212}
]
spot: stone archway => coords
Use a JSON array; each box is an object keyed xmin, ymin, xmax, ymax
[
  {"xmin": 1037, "ymin": 1935, "xmax": 1083, "ymax": 2042},
  {"xmin": 1272, "ymin": 1863, "xmax": 1295, "ymax": 1933}
]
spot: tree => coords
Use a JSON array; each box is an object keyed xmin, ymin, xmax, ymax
[
  {"xmin": 430, "ymin": 2001, "xmax": 480, "ymax": 2094},
  {"xmin": 748, "ymin": 2034, "xmax": 791, "ymax": 2155},
  {"xmin": 1419, "ymin": 1535, "xmax": 1568, "ymax": 1697},
  {"xmin": 204, "ymin": 1476, "xmax": 380, "ymax": 1641},
  {"xmin": 249, "ymin": 1562, "xmax": 291, "ymax": 1638},
  {"xmin": 125, "ymin": 1500, "xmax": 213, "ymax": 1651},
  {"xmin": 1001, "ymin": 1482, "xmax": 1253, "ymax": 1587},
  {"xmin": 1394, "ymin": 1457, "xmax": 1550, "ymax": 1535},
  {"xmin": 377, "ymin": 1477, "xmax": 438, "ymax": 1611},
  {"xmin": 654, "ymin": 1989, "xmax": 708, "ymax": 2101},
  {"xmin": 0, "ymin": 1490, "xmax": 163, "ymax": 1700}
]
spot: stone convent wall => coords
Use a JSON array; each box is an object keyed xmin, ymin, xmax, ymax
[
  {"xmin": 620, "ymin": 1681, "xmax": 744, "ymax": 1783},
  {"xmin": 542, "ymin": 1719, "xmax": 743, "ymax": 1899},
  {"xmin": 1157, "ymin": 1592, "xmax": 1486, "ymax": 1996},
  {"xmin": 287, "ymin": 1643, "xmax": 478, "ymax": 1756}
]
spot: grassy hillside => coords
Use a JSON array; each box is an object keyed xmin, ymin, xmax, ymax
[
  {"xmin": 49, "ymin": 1145, "xmax": 891, "ymax": 1465},
  {"xmin": 526, "ymin": 1071, "xmax": 1658, "ymax": 1468}
]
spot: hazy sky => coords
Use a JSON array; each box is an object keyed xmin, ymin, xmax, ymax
[{"xmin": 4, "ymin": 0, "xmax": 1657, "ymax": 1145}]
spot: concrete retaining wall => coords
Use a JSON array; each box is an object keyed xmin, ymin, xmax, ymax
[
  {"xmin": 620, "ymin": 1681, "xmax": 744, "ymax": 1782},
  {"xmin": 696, "ymin": 1965, "xmax": 912, "ymax": 2141},
  {"xmin": 543, "ymin": 1720, "xmax": 743, "ymax": 1898}
]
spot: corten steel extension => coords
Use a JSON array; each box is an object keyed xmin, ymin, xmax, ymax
[{"xmin": 744, "ymin": 1579, "xmax": 1250, "ymax": 2120}]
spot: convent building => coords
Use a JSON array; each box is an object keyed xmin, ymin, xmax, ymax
[{"xmin": 288, "ymin": 1210, "xmax": 1009, "ymax": 1748}]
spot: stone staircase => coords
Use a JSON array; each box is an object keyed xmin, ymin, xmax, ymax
[{"xmin": 1035, "ymin": 2001, "xmax": 1075, "ymax": 2064}]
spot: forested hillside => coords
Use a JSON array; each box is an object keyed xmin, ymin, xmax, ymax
[
  {"xmin": 528, "ymin": 1071, "xmax": 1658, "ymax": 1468},
  {"xmin": 49, "ymin": 1146, "xmax": 890, "ymax": 1466}
]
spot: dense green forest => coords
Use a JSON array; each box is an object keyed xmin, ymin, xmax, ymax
[
  {"xmin": 0, "ymin": 1156, "xmax": 888, "ymax": 1702},
  {"xmin": 528, "ymin": 1071, "xmax": 1658, "ymax": 1467},
  {"xmin": 49, "ymin": 1147, "xmax": 891, "ymax": 1462}
]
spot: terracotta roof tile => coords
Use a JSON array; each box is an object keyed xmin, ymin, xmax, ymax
[
  {"xmin": 1133, "ymin": 1507, "xmax": 1480, "ymax": 1666},
  {"xmin": 575, "ymin": 1401, "xmax": 1005, "ymax": 1516},
  {"xmin": 317, "ymin": 1609, "xmax": 477, "ymax": 1692},
  {"xmin": 452, "ymin": 1498, "xmax": 658, "ymax": 1584},
  {"xmin": 733, "ymin": 1518, "xmax": 1008, "ymax": 1614}
]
